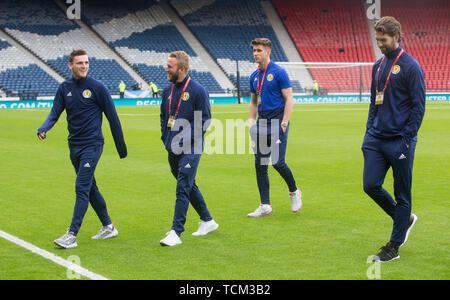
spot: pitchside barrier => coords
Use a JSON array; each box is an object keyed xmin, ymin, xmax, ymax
[{"xmin": 1, "ymin": 93, "xmax": 449, "ymax": 109}]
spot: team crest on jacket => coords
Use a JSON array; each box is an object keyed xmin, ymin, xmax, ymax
[
  {"xmin": 267, "ymin": 74, "xmax": 274, "ymax": 81},
  {"xmin": 82, "ymin": 89, "xmax": 92, "ymax": 98},
  {"xmin": 182, "ymin": 92, "xmax": 189, "ymax": 101},
  {"xmin": 392, "ymin": 65, "xmax": 401, "ymax": 74}
]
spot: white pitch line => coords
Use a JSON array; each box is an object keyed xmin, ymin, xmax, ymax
[{"xmin": 0, "ymin": 229, "xmax": 108, "ymax": 280}]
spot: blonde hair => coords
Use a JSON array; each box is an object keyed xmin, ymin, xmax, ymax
[{"xmin": 169, "ymin": 51, "xmax": 190, "ymax": 71}]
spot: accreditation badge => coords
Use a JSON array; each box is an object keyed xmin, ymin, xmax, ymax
[
  {"xmin": 167, "ymin": 115, "xmax": 176, "ymax": 128},
  {"xmin": 375, "ymin": 91, "xmax": 384, "ymax": 105},
  {"xmin": 257, "ymin": 92, "xmax": 262, "ymax": 105}
]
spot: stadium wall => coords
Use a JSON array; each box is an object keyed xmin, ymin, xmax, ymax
[{"xmin": 1, "ymin": 93, "xmax": 449, "ymax": 109}]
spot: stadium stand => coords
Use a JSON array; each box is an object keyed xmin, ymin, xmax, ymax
[
  {"xmin": 272, "ymin": 0, "xmax": 375, "ymax": 93},
  {"xmin": 81, "ymin": 0, "xmax": 224, "ymax": 94},
  {"xmin": 0, "ymin": 38, "xmax": 60, "ymax": 97},
  {"xmin": 380, "ymin": 0, "xmax": 449, "ymax": 92},
  {"xmin": 0, "ymin": 0, "xmax": 447, "ymax": 97},
  {"xmin": 0, "ymin": 0, "xmax": 135, "ymax": 95},
  {"xmin": 170, "ymin": 0, "xmax": 303, "ymax": 92}
]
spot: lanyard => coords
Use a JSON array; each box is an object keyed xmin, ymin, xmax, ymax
[
  {"xmin": 256, "ymin": 61, "xmax": 270, "ymax": 94},
  {"xmin": 168, "ymin": 76, "xmax": 191, "ymax": 117},
  {"xmin": 376, "ymin": 49, "xmax": 404, "ymax": 92}
]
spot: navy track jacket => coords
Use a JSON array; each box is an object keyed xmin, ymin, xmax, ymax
[
  {"xmin": 160, "ymin": 75, "xmax": 211, "ymax": 154},
  {"xmin": 38, "ymin": 76, "xmax": 127, "ymax": 158},
  {"xmin": 366, "ymin": 46, "xmax": 426, "ymax": 143}
]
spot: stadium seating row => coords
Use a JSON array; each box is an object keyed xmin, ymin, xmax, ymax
[
  {"xmin": 0, "ymin": 0, "xmax": 136, "ymax": 95},
  {"xmin": 380, "ymin": 0, "xmax": 449, "ymax": 92},
  {"xmin": 272, "ymin": 0, "xmax": 449, "ymax": 92},
  {"xmin": 82, "ymin": 0, "xmax": 224, "ymax": 94},
  {"xmin": 0, "ymin": 38, "xmax": 60, "ymax": 96},
  {"xmin": 0, "ymin": 0, "xmax": 448, "ymax": 97},
  {"xmin": 272, "ymin": 0, "xmax": 374, "ymax": 92},
  {"xmin": 170, "ymin": 0, "xmax": 304, "ymax": 92}
]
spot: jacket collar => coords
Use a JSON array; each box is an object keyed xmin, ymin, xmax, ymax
[
  {"xmin": 175, "ymin": 74, "xmax": 190, "ymax": 88},
  {"xmin": 72, "ymin": 75, "xmax": 88, "ymax": 85}
]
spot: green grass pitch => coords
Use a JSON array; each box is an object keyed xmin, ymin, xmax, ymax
[{"xmin": 0, "ymin": 102, "xmax": 449, "ymax": 280}]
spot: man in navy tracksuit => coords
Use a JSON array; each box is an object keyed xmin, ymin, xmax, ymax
[
  {"xmin": 362, "ymin": 17, "xmax": 425, "ymax": 262},
  {"xmin": 159, "ymin": 51, "xmax": 218, "ymax": 247},
  {"xmin": 37, "ymin": 50, "xmax": 127, "ymax": 249}
]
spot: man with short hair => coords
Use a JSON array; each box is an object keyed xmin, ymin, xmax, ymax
[
  {"xmin": 37, "ymin": 49, "xmax": 127, "ymax": 249},
  {"xmin": 362, "ymin": 17, "xmax": 425, "ymax": 262},
  {"xmin": 247, "ymin": 38, "xmax": 302, "ymax": 218},
  {"xmin": 159, "ymin": 51, "xmax": 218, "ymax": 247}
]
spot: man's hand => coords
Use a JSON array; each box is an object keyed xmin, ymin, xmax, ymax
[
  {"xmin": 281, "ymin": 121, "xmax": 288, "ymax": 133},
  {"xmin": 248, "ymin": 118, "xmax": 256, "ymax": 129},
  {"xmin": 280, "ymin": 87, "xmax": 293, "ymax": 134},
  {"xmin": 37, "ymin": 132, "xmax": 46, "ymax": 140}
]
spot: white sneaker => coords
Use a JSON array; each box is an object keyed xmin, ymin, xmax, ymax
[
  {"xmin": 247, "ymin": 204, "xmax": 272, "ymax": 218},
  {"xmin": 54, "ymin": 231, "xmax": 78, "ymax": 249},
  {"xmin": 192, "ymin": 219, "xmax": 219, "ymax": 236},
  {"xmin": 91, "ymin": 224, "xmax": 118, "ymax": 240},
  {"xmin": 160, "ymin": 230, "xmax": 182, "ymax": 247},
  {"xmin": 290, "ymin": 189, "xmax": 302, "ymax": 213}
]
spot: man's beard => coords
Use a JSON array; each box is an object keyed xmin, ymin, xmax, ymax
[
  {"xmin": 168, "ymin": 71, "xmax": 179, "ymax": 83},
  {"xmin": 380, "ymin": 43, "xmax": 396, "ymax": 54}
]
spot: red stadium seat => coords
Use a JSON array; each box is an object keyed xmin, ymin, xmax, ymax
[
  {"xmin": 381, "ymin": 0, "xmax": 449, "ymax": 92},
  {"xmin": 272, "ymin": 0, "xmax": 374, "ymax": 92},
  {"xmin": 272, "ymin": 0, "xmax": 449, "ymax": 92}
]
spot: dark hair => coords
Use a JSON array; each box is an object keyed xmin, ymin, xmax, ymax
[
  {"xmin": 251, "ymin": 38, "xmax": 272, "ymax": 49},
  {"xmin": 69, "ymin": 49, "xmax": 87, "ymax": 63},
  {"xmin": 374, "ymin": 16, "xmax": 403, "ymax": 42}
]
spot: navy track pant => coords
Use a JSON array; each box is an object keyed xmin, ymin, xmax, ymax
[
  {"xmin": 362, "ymin": 134, "xmax": 417, "ymax": 243},
  {"xmin": 68, "ymin": 144, "xmax": 111, "ymax": 235},
  {"xmin": 250, "ymin": 122, "xmax": 297, "ymax": 205},
  {"xmin": 168, "ymin": 151, "xmax": 212, "ymax": 235}
]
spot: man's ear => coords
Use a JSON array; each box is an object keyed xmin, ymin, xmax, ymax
[{"xmin": 394, "ymin": 33, "xmax": 400, "ymax": 43}]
